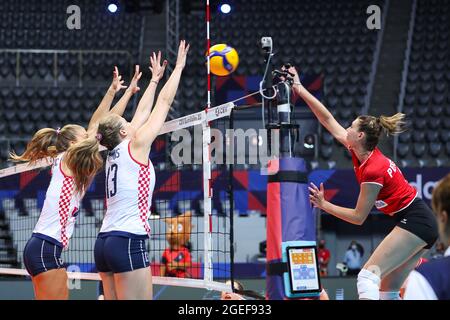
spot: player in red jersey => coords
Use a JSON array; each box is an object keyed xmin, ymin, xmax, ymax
[{"xmin": 285, "ymin": 66, "xmax": 438, "ymax": 300}]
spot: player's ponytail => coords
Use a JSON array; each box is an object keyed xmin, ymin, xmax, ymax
[
  {"xmin": 65, "ymin": 135, "xmax": 103, "ymax": 195},
  {"xmin": 378, "ymin": 113, "xmax": 406, "ymax": 136},
  {"xmin": 65, "ymin": 114, "xmax": 125, "ymax": 194},
  {"xmin": 10, "ymin": 124, "xmax": 84, "ymax": 163},
  {"xmin": 358, "ymin": 113, "xmax": 407, "ymax": 151},
  {"xmin": 10, "ymin": 128, "xmax": 59, "ymax": 163}
]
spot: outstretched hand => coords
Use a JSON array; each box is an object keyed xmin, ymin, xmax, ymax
[
  {"xmin": 175, "ymin": 40, "xmax": 190, "ymax": 69},
  {"xmin": 150, "ymin": 51, "xmax": 168, "ymax": 82},
  {"xmin": 111, "ymin": 66, "xmax": 128, "ymax": 93},
  {"xmin": 127, "ymin": 65, "xmax": 142, "ymax": 94},
  {"xmin": 127, "ymin": 64, "xmax": 142, "ymax": 94}
]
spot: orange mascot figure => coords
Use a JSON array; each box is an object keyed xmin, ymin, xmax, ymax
[{"xmin": 161, "ymin": 211, "xmax": 193, "ymax": 278}]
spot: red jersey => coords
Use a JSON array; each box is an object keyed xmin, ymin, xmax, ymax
[
  {"xmin": 161, "ymin": 247, "xmax": 192, "ymax": 278},
  {"xmin": 318, "ymin": 248, "xmax": 330, "ymax": 266},
  {"xmin": 351, "ymin": 147, "xmax": 417, "ymax": 216}
]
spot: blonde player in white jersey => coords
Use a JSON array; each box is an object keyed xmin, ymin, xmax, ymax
[
  {"xmin": 66, "ymin": 41, "xmax": 189, "ymax": 300},
  {"xmin": 10, "ymin": 58, "xmax": 164, "ymax": 299}
]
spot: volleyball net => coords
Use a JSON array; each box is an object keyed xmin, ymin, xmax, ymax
[{"xmin": 0, "ymin": 103, "xmax": 237, "ymax": 293}]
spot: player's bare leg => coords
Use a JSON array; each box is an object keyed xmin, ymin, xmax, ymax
[
  {"xmin": 357, "ymin": 226, "xmax": 427, "ymax": 300},
  {"xmin": 99, "ymin": 272, "xmax": 117, "ymax": 300},
  {"xmin": 114, "ymin": 267, "xmax": 152, "ymax": 300},
  {"xmin": 33, "ymin": 268, "xmax": 68, "ymax": 300}
]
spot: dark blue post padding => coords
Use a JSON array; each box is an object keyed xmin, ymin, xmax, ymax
[{"xmin": 266, "ymin": 157, "xmax": 316, "ymax": 300}]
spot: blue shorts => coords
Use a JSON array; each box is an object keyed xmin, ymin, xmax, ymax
[
  {"xmin": 23, "ymin": 234, "xmax": 65, "ymax": 277},
  {"xmin": 94, "ymin": 232, "xmax": 149, "ymax": 273}
]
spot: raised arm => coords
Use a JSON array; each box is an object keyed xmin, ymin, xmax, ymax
[
  {"xmin": 109, "ymin": 65, "xmax": 142, "ymax": 117},
  {"xmin": 132, "ymin": 41, "xmax": 189, "ymax": 156},
  {"xmin": 87, "ymin": 66, "xmax": 126, "ymax": 135},
  {"xmin": 288, "ymin": 66, "xmax": 348, "ymax": 146},
  {"xmin": 130, "ymin": 51, "xmax": 168, "ymax": 130},
  {"xmin": 309, "ymin": 182, "xmax": 381, "ymax": 225}
]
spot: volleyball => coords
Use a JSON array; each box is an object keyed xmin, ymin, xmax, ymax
[{"xmin": 207, "ymin": 44, "xmax": 239, "ymax": 76}]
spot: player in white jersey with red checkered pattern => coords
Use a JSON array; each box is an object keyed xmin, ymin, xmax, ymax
[
  {"xmin": 33, "ymin": 152, "xmax": 81, "ymax": 249},
  {"xmin": 66, "ymin": 42, "xmax": 188, "ymax": 300},
  {"xmin": 11, "ymin": 66, "xmax": 141, "ymax": 299},
  {"xmin": 99, "ymin": 137, "xmax": 156, "ymax": 236}
]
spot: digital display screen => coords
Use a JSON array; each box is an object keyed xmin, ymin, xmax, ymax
[{"xmin": 286, "ymin": 246, "xmax": 321, "ymax": 294}]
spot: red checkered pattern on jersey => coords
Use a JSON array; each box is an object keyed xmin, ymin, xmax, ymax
[
  {"xmin": 59, "ymin": 177, "xmax": 75, "ymax": 249},
  {"xmin": 138, "ymin": 165, "xmax": 151, "ymax": 235}
]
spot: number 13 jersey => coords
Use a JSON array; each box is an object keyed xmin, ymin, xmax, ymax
[{"xmin": 100, "ymin": 139, "xmax": 156, "ymax": 236}]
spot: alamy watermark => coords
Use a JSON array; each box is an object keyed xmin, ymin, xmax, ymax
[
  {"xmin": 170, "ymin": 127, "xmax": 280, "ymax": 173},
  {"xmin": 367, "ymin": 5, "xmax": 381, "ymax": 30},
  {"xmin": 65, "ymin": 5, "xmax": 381, "ymax": 35},
  {"xmin": 66, "ymin": 5, "xmax": 81, "ymax": 30},
  {"xmin": 66, "ymin": 264, "xmax": 82, "ymax": 290}
]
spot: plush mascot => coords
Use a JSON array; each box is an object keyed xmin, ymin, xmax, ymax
[{"xmin": 161, "ymin": 211, "xmax": 193, "ymax": 278}]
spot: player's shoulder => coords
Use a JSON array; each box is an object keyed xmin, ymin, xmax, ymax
[
  {"xmin": 370, "ymin": 147, "xmax": 389, "ymax": 162},
  {"xmin": 365, "ymin": 148, "xmax": 390, "ymax": 170}
]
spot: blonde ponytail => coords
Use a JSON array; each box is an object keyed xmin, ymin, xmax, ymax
[
  {"xmin": 379, "ymin": 113, "xmax": 406, "ymax": 136},
  {"xmin": 65, "ymin": 137, "xmax": 104, "ymax": 195},
  {"xmin": 10, "ymin": 128, "xmax": 59, "ymax": 163},
  {"xmin": 10, "ymin": 124, "xmax": 86, "ymax": 164},
  {"xmin": 64, "ymin": 113, "xmax": 126, "ymax": 194},
  {"xmin": 358, "ymin": 113, "xmax": 408, "ymax": 151}
]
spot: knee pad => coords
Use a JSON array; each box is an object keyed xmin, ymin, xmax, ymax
[
  {"xmin": 380, "ymin": 291, "xmax": 401, "ymax": 300},
  {"xmin": 357, "ymin": 269, "xmax": 381, "ymax": 300}
]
